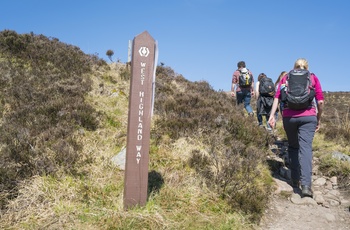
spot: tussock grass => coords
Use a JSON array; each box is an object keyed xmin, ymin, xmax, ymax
[{"xmin": 312, "ymin": 133, "xmax": 350, "ymax": 187}]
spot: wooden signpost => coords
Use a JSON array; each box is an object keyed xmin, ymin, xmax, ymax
[{"xmin": 123, "ymin": 31, "xmax": 157, "ymax": 209}]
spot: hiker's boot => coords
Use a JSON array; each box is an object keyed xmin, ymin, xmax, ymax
[{"xmin": 301, "ymin": 185, "xmax": 313, "ymax": 198}]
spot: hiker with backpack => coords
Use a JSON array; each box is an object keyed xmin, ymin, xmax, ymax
[
  {"xmin": 268, "ymin": 58, "xmax": 324, "ymax": 198},
  {"xmin": 231, "ymin": 61, "xmax": 255, "ymax": 116},
  {"xmin": 255, "ymin": 73, "xmax": 275, "ymax": 130}
]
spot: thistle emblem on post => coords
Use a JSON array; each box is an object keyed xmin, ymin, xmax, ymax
[{"xmin": 139, "ymin": 47, "xmax": 149, "ymax": 57}]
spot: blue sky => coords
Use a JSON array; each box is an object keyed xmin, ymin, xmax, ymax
[{"xmin": 1, "ymin": 0, "xmax": 350, "ymax": 92}]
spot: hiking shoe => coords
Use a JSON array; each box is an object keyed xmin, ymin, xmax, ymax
[{"xmin": 301, "ymin": 185, "xmax": 313, "ymax": 198}]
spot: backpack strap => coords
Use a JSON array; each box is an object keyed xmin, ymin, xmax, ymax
[{"xmin": 309, "ymin": 73, "xmax": 316, "ymax": 88}]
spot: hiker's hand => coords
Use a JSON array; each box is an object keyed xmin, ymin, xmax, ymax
[
  {"xmin": 315, "ymin": 120, "xmax": 321, "ymax": 132},
  {"xmin": 231, "ymin": 91, "xmax": 235, "ymax": 97},
  {"xmin": 268, "ymin": 116, "xmax": 275, "ymax": 129}
]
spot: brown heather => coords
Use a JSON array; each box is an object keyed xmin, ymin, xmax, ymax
[{"xmin": 0, "ymin": 30, "xmax": 106, "ymax": 207}]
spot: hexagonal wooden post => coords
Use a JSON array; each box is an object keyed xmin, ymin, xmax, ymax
[{"xmin": 123, "ymin": 31, "xmax": 157, "ymax": 209}]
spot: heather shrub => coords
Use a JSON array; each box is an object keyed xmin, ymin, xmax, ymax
[
  {"xmin": 0, "ymin": 30, "xmax": 102, "ymax": 207},
  {"xmin": 119, "ymin": 66, "xmax": 131, "ymax": 81},
  {"xmin": 153, "ymin": 65, "xmax": 274, "ymax": 222},
  {"xmin": 321, "ymin": 93, "xmax": 350, "ymax": 147},
  {"xmin": 188, "ymin": 129, "xmax": 273, "ymax": 222},
  {"xmin": 323, "ymin": 108, "xmax": 350, "ymax": 145},
  {"xmin": 154, "ymin": 66, "xmax": 273, "ymax": 145}
]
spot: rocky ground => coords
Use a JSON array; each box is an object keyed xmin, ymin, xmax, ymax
[{"xmin": 258, "ymin": 138, "xmax": 350, "ymax": 230}]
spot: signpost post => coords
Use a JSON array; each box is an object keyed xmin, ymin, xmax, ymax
[{"xmin": 123, "ymin": 31, "xmax": 157, "ymax": 209}]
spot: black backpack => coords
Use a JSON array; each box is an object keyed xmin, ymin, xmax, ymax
[
  {"xmin": 259, "ymin": 77, "xmax": 275, "ymax": 97},
  {"xmin": 281, "ymin": 69, "xmax": 315, "ymax": 110},
  {"xmin": 238, "ymin": 69, "xmax": 253, "ymax": 88}
]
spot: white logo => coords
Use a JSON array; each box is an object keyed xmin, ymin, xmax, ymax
[{"xmin": 139, "ymin": 47, "xmax": 150, "ymax": 57}]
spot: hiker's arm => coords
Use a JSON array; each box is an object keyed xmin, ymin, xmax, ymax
[
  {"xmin": 231, "ymin": 73, "xmax": 237, "ymax": 97},
  {"xmin": 250, "ymin": 72, "xmax": 255, "ymax": 97},
  {"xmin": 231, "ymin": 83, "xmax": 236, "ymax": 97},
  {"xmin": 255, "ymin": 81, "xmax": 260, "ymax": 99},
  {"xmin": 316, "ymin": 100, "xmax": 324, "ymax": 132},
  {"xmin": 313, "ymin": 74, "xmax": 324, "ymax": 132},
  {"xmin": 268, "ymin": 98, "xmax": 280, "ymax": 128}
]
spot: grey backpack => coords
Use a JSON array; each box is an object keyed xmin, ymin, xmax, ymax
[{"xmin": 281, "ymin": 69, "xmax": 315, "ymax": 110}]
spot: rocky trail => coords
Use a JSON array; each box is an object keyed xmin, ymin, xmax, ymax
[{"xmin": 258, "ymin": 138, "xmax": 350, "ymax": 230}]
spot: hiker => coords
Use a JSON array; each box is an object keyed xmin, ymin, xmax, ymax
[
  {"xmin": 256, "ymin": 76, "xmax": 263, "ymax": 126},
  {"xmin": 268, "ymin": 58, "xmax": 324, "ymax": 198},
  {"xmin": 255, "ymin": 73, "xmax": 274, "ymax": 130},
  {"xmin": 231, "ymin": 61, "xmax": 255, "ymax": 115},
  {"xmin": 274, "ymin": 71, "xmax": 288, "ymax": 122}
]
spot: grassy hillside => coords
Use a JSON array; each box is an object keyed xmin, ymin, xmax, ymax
[{"xmin": 0, "ymin": 30, "xmax": 349, "ymax": 229}]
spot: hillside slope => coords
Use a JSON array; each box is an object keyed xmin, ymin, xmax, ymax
[
  {"xmin": 0, "ymin": 30, "xmax": 349, "ymax": 229},
  {"xmin": 0, "ymin": 30, "xmax": 275, "ymax": 229}
]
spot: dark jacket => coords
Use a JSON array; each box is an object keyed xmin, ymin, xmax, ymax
[{"xmin": 257, "ymin": 96, "xmax": 273, "ymax": 116}]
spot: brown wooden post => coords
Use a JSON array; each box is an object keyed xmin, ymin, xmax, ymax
[{"xmin": 123, "ymin": 31, "xmax": 156, "ymax": 209}]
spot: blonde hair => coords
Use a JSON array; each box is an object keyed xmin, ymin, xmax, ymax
[{"xmin": 294, "ymin": 58, "xmax": 309, "ymax": 70}]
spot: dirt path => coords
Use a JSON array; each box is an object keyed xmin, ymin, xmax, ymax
[
  {"xmin": 258, "ymin": 138, "xmax": 350, "ymax": 230},
  {"xmin": 259, "ymin": 180, "xmax": 350, "ymax": 230}
]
